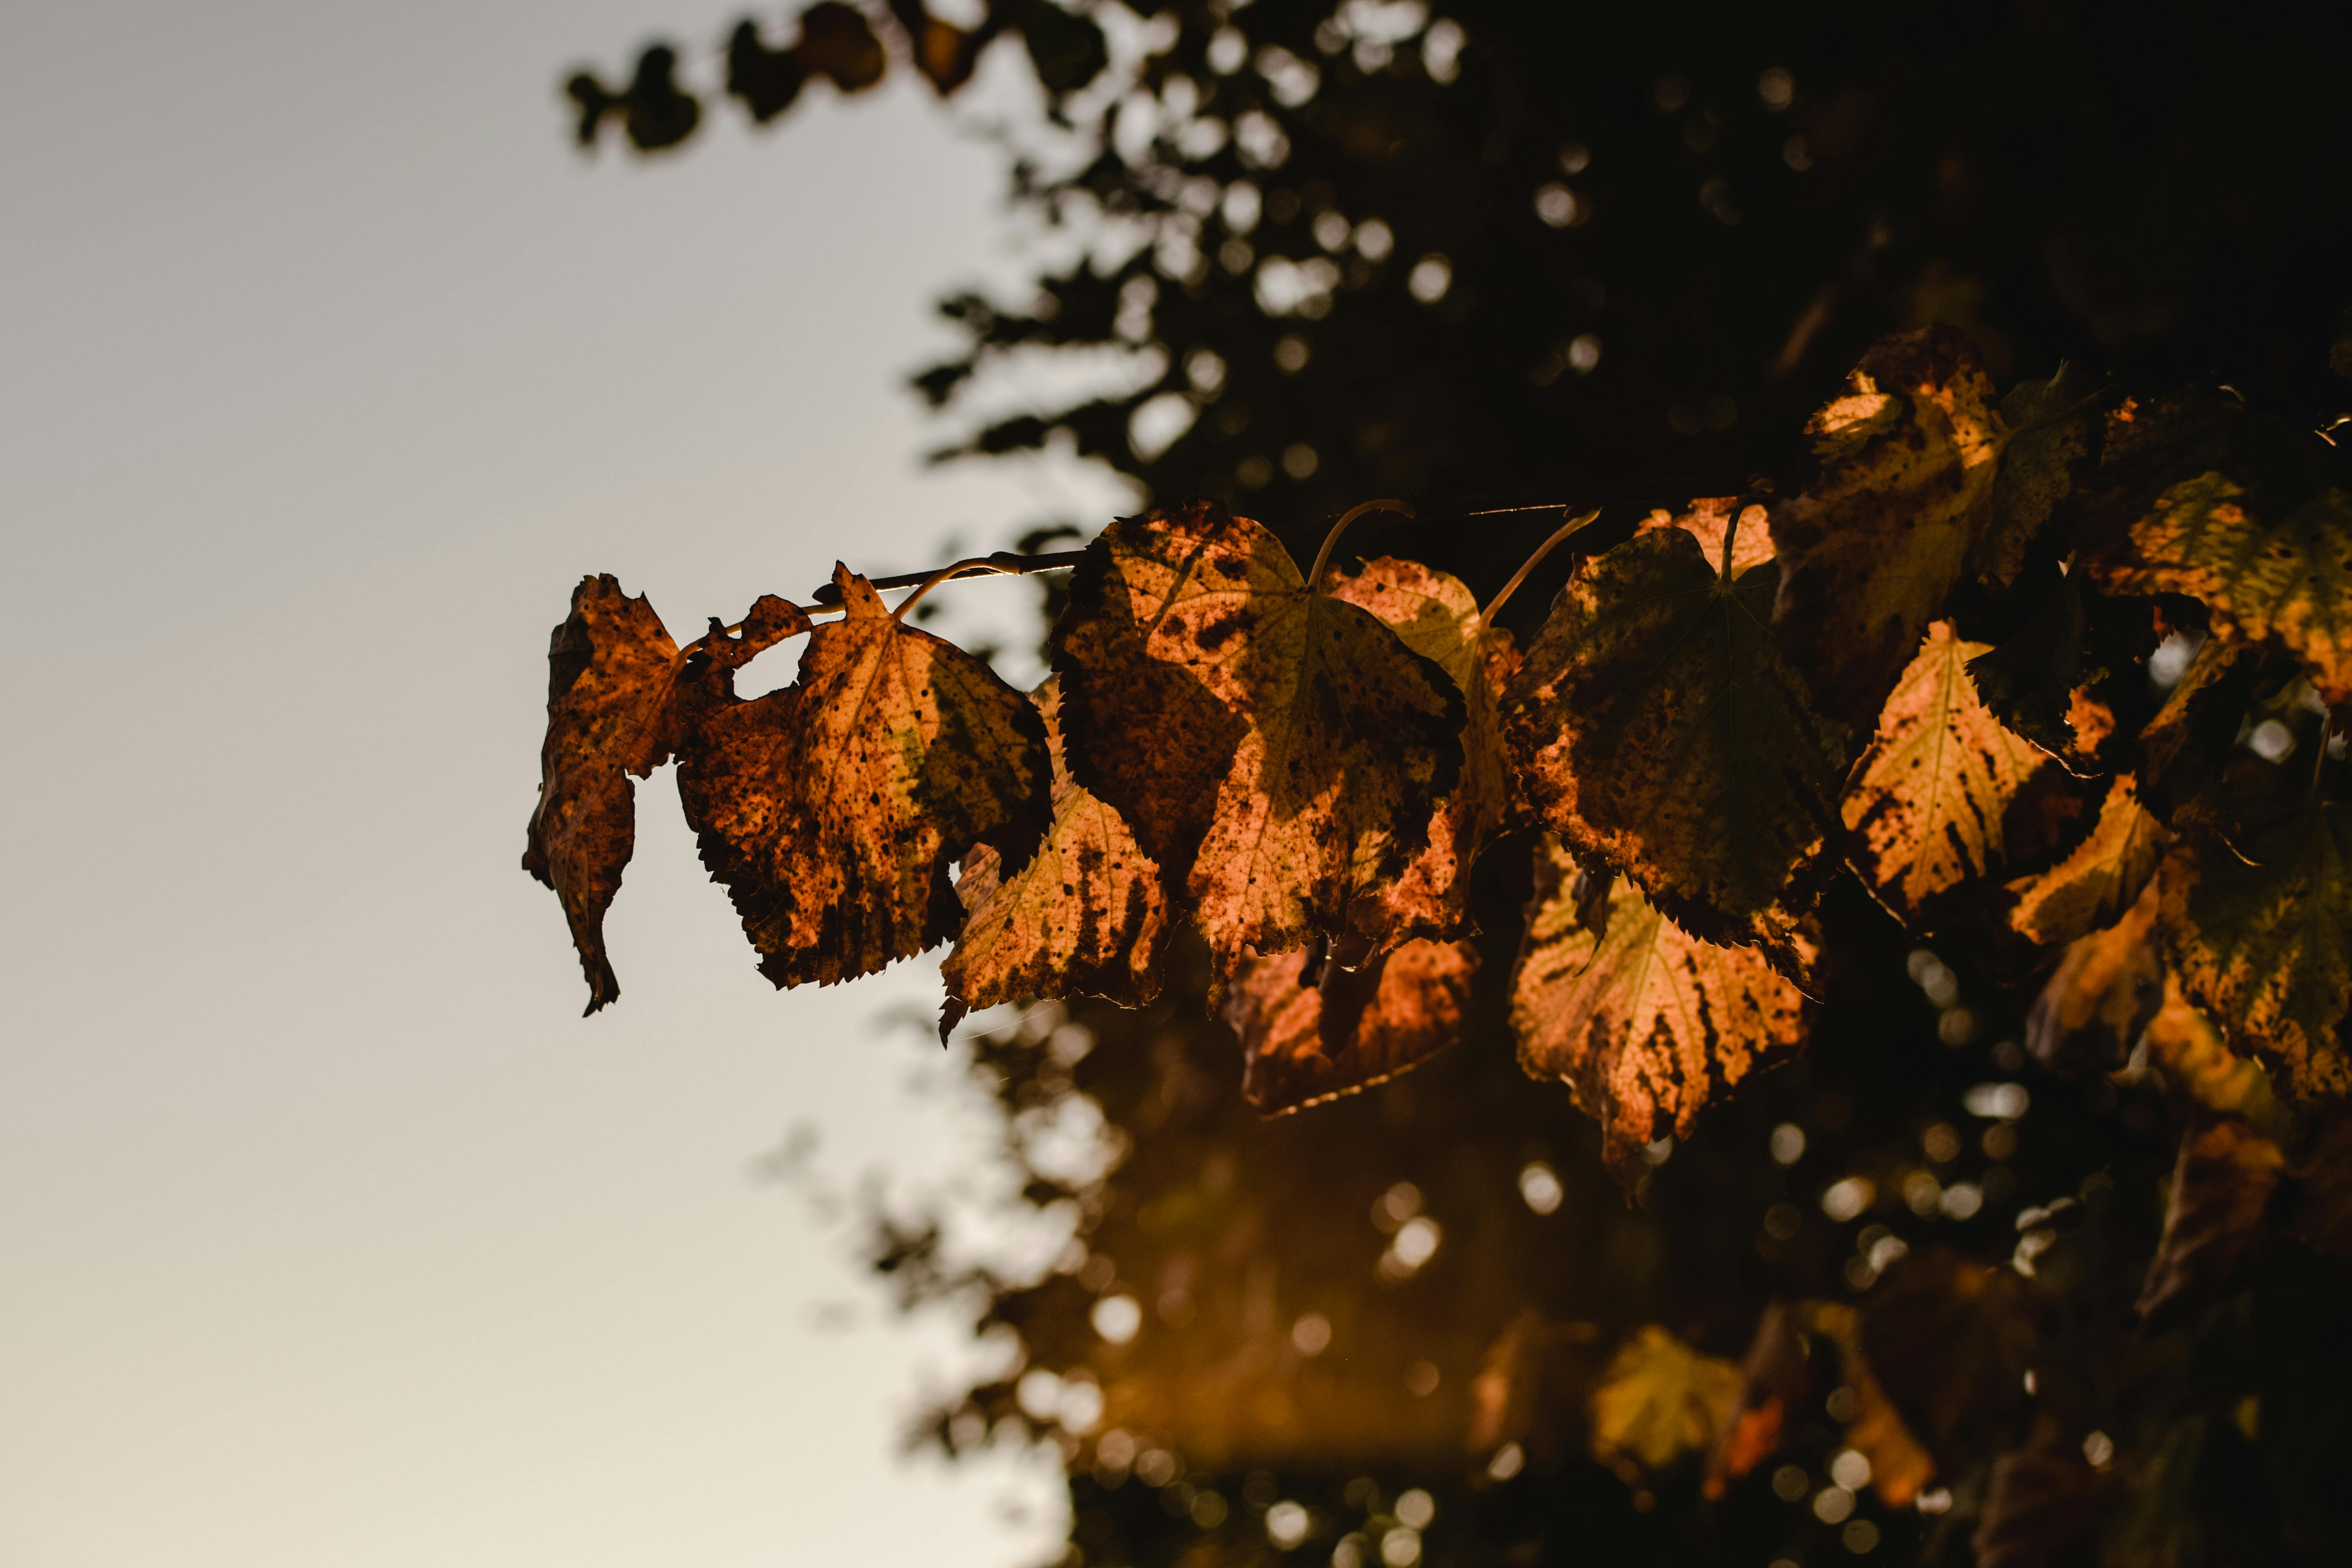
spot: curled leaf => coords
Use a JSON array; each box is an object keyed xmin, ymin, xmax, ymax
[
  {"xmin": 1503, "ymin": 526, "xmax": 1848, "ymax": 960},
  {"xmin": 1769, "ymin": 326, "xmax": 2005, "ymax": 724},
  {"xmin": 941, "ymin": 678, "xmax": 1167, "ymax": 1037},
  {"xmin": 1327, "ymin": 556, "xmax": 1518, "ymax": 951},
  {"xmin": 2006, "ymin": 773, "xmax": 2171, "ymax": 949},
  {"xmin": 2024, "ymin": 876, "xmax": 2163, "ymax": 1075},
  {"xmin": 680, "ymin": 566, "xmax": 1049, "ymax": 989},
  {"xmin": 524, "ymin": 575, "xmax": 687, "ymax": 1013},
  {"xmin": 2160, "ymin": 800, "xmax": 2352, "ymax": 1099},
  {"xmin": 1588, "ymin": 1324, "xmax": 1742, "ymax": 1473},
  {"xmin": 1225, "ymin": 937, "xmax": 1478, "ymax": 1114},
  {"xmin": 2137, "ymin": 1118, "xmax": 2286, "ymax": 1325},
  {"xmin": 1051, "ymin": 503, "xmax": 1463, "ymax": 994},
  {"xmin": 1842, "ymin": 622, "xmax": 2052, "ymax": 923},
  {"xmin": 1511, "ymin": 835, "xmax": 1810, "ymax": 1170}
]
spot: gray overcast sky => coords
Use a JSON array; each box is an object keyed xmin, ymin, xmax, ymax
[{"xmin": 0, "ymin": 2, "xmax": 1126, "ymax": 1563}]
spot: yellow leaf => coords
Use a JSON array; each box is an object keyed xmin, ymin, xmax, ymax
[
  {"xmin": 1512, "ymin": 836, "xmax": 1809, "ymax": 1168},
  {"xmin": 1842, "ymin": 622, "xmax": 2052, "ymax": 923},
  {"xmin": 1589, "ymin": 1325, "xmax": 1742, "ymax": 1473}
]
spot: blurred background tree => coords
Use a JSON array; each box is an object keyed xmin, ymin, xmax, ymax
[{"xmin": 567, "ymin": 3, "xmax": 2352, "ymax": 1563}]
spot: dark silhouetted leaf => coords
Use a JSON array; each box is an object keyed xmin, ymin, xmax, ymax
[
  {"xmin": 1504, "ymin": 525, "xmax": 1847, "ymax": 962},
  {"xmin": 1973, "ymin": 1439, "xmax": 2108, "ymax": 1568},
  {"xmin": 797, "ymin": 1, "xmax": 887, "ymax": 91},
  {"xmin": 1971, "ymin": 361, "xmax": 2103, "ymax": 587},
  {"xmin": 725, "ymin": 21, "xmax": 807, "ymax": 120},
  {"xmin": 1804, "ymin": 1301, "xmax": 1937, "ymax": 1509},
  {"xmin": 1225, "ymin": 937, "xmax": 1478, "ymax": 1114},
  {"xmin": 941, "ymin": 678, "xmax": 1167, "ymax": 1036},
  {"xmin": 1860, "ymin": 1249, "xmax": 2037, "ymax": 1476},
  {"xmin": 2137, "ymin": 1118, "xmax": 2285, "ymax": 1325},
  {"xmin": 680, "ymin": 566, "xmax": 1049, "ymax": 989},
  {"xmin": 1050, "ymin": 503, "xmax": 1463, "ymax": 994},
  {"xmin": 1511, "ymin": 835, "xmax": 1809, "ymax": 1168}
]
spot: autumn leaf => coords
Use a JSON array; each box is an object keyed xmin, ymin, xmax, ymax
[
  {"xmin": 2024, "ymin": 877, "xmax": 2163, "ymax": 1075},
  {"xmin": 1702, "ymin": 1302, "xmax": 1808, "ymax": 1500},
  {"xmin": 2160, "ymin": 799, "xmax": 2352, "ymax": 1099},
  {"xmin": 1049, "ymin": 502, "xmax": 1463, "ymax": 993},
  {"xmin": 1326, "ymin": 555, "xmax": 1518, "ymax": 951},
  {"xmin": 1974, "ymin": 1440, "xmax": 2108, "ymax": 1568},
  {"xmin": 1224, "ymin": 937, "xmax": 1478, "ymax": 1114},
  {"xmin": 1769, "ymin": 326, "xmax": 2005, "ymax": 724},
  {"xmin": 2140, "ymin": 976, "xmax": 2290, "ymax": 1134},
  {"xmin": 2137, "ymin": 1118, "xmax": 2286, "ymax": 1325},
  {"xmin": 1588, "ymin": 1324, "xmax": 1742, "ymax": 1473},
  {"xmin": 1859, "ymin": 1249, "xmax": 2037, "ymax": 1476},
  {"xmin": 1503, "ymin": 526, "xmax": 1848, "ymax": 960},
  {"xmin": 2090, "ymin": 472, "xmax": 2352, "ymax": 704},
  {"xmin": 940, "ymin": 678, "xmax": 1167, "ymax": 1038},
  {"xmin": 2137, "ymin": 637, "xmax": 2266, "ymax": 827},
  {"xmin": 1469, "ymin": 1311, "xmax": 1606, "ymax": 1467},
  {"xmin": 1969, "ymin": 361, "xmax": 2103, "ymax": 587},
  {"xmin": 1804, "ymin": 1301, "xmax": 1937, "ymax": 1509},
  {"xmin": 1511, "ymin": 835, "xmax": 1809, "ymax": 1169},
  {"xmin": 1842, "ymin": 622, "xmax": 2052, "ymax": 923},
  {"xmin": 679, "ymin": 565, "xmax": 1050, "ymax": 989},
  {"xmin": 2006, "ymin": 773, "xmax": 2170, "ymax": 948},
  {"xmin": 1965, "ymin": 570, "xmax": 2154, "ymax": 775},
  {"xmin": 1636, "ymin": 495, "xmax": 1775, "ymax": 576}
]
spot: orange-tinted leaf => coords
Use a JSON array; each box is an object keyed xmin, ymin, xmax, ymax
[
  {"xmin": 1503, "ymin": 527, "xmax": 1848, "ymax": 960},
  {"xmin": 2006, "ymin": 773, "xmax": 2170, "ymax": 948},
  {"xmin": 1842, "ymin": 622, "xmax": 2051, "ymax": 923},
  {"xmin": 1636, "ymin": 496, "xmax": 1774, "ymax": 576},
  {"xmin": 2160, "ymin": 799, "xmax": 2352, "ymax": 1099},
  {"xmin": 2141, "ymin": 975, "xmax": 2290, "ymax": 1136},
  {"xmin": 1703, "ymin": 1302, "xmax": 1808, "ymax": 1500},
  {"xmin": 2024, "ymin": 877, "xmax": 2163, "ymax": 1075},
  {"xmin": 941, "ymin": 679, "xmax": 1167, "ymax": 1035},
  {"xmin": 1327, "ymin": 556, "xmax": 1517, "ymax": 951},
  {"xmin": 1050, "ymin": 503, "xmax": 1463, "ymax": 994},
  {"xmin": 1858, "ymin": 1249, "xmax": 2037, "ymax": 1476},
  {"xmin": 1511, "ymin": 835, "xmax": 1809, "ymax": 1168},
  {"xmin": 1588, "ymin": 1325, "xmax": 1742, "ymax": 1473},
  {"xmin": 680, "ymin": 566, "xmax": 1049, "ymax": 989},
  {"xmin": 1804, "ymin": 1301, "xmax": 1937, "ymax": 1509},
  {"xmin": 1225, "ymin": 938, "xmax": 1479, "ymax": 1114},
  {"xmin": 2089, "ymin": 471, "xmax": 2352, "ymax": 703},
  {"xmin": 2137, "ymin": 1118, "xmax": 2286, "ymax": 1325},
  {"xmin": 1769, "ymin": 327, "xmax": 2004, "ymax": 723}
]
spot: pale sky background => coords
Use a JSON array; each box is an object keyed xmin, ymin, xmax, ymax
[{"xmin": 0, "ymin": 3, "xmax": 1131, "ymax": 1564}]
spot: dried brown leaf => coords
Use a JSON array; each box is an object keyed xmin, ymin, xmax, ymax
[
  {"xmin": 1503, "ymin": 526, "xmax": 1848, "ymax": 962},
  {"xmin": 2137, "ymin": 1118, "xmax": 2286, "ymax": 1325},
  {"xmin": 1769, "ymin": 326, "xmax": 2005, "ymax": 723},
  {"xmin": 1511, "ymin": 835, "xmax": 1809, "ymax": 1168},
  {"xmin": 679, "ymin": 566, "xmax": 1049, "ymax": 989},
  {"xmin": 1842, "ymin": 622, "xmax": 2051, "ymax": 923},
  {"xmin": 940, "ymin": 679, "xmax": 1167, "ymax": 1035},
  {"xmin": 1225, "ymin": 938, "xmax": 1478, "ymax": 1114},
  {"xmin": 1636, "ymin": 496, "xmax": 1775, "ymax": 576},
  {"xmin": 1050, "ymin": 503, "xmax": 1464, "ymax": 993},
  {"xmin": 2006, "ymin": 772, "xmax": 2171, "ymax": 949},
  {"xmin": 1858, "ymin": 1248, "xmax": 2038, "ymax": 1477}
]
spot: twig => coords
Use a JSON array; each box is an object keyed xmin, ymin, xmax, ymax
[{"xmin": 814, "ymin": 548, "xmax": 1088, "ymax": 607}]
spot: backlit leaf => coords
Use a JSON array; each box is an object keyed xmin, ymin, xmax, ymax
[
  {"xmin": 1050, "ymin": 502, "xmax": 1464, "ymax": 994},
  {"xmin": 1842, "ymin": 622, "xmax": 2051, "ymax": 923},
  {"xmin": 2141, "ymin": 976, "xmax": 2290, "ymax": 1134},
  {"xmin": 2160, "ymin": 800, "xmax": 2352, "ymax": 1099},
  {"xmin": 2024, "ymin": 878, "xmax": 2163, "ymax": 1075},
  {"xmin": 940, "ymin": 678, "xmax": 1167, "ymax": 1037},
  {"xmin": 1224, "ymin": 938, "xmax": 1478, "ymax": 1114},
  {"xmin": 1511, "ymin": 835, "xmax": 1809, "ymax": 1168},
  {"xmin": 1326, "ymin": 555, "xmax": 1518, "ymax": 951},
  {"xmin": 1503, "ymin": 526, "xmax": 1848, "ymax": 961},
  {"xmin": 679, "ymin": 566, "xmax": 1050, "ymax": 989},
  {"xmin": 1588, "ymin": 1325, "xmax": 1742, "ymax": 1473},
  {"xmin": 522, "ymin": 574, "xmax": 692, "ymax": 1013},
  {"xmin": 1769, "ymin": 326, "xmax": 2005, "ymax": 723},
  {"xmin": 1636, "ymin": 495, "xmax": 1775, "ymax": 576},
  {"xmin": 2090, "ymin": 472, "xmax": 2352, "ymax": 703},
  {"xmin": 2006, "ymin": 773, "xmax": 2170, "ymax": 948}
]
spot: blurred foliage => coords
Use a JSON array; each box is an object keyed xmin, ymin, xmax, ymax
[{"xmin": 565, "ymin": 2, "xmax": 2352, "ymax": 1563}]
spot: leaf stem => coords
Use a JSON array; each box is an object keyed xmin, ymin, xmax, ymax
[
  {"xmin": 1308, "ymin": 499, "xmax": 1415, "ymax": 591},
  {"xmin": 1477, "ymin": 508, "xmax": 1602, "ymax": 626},
  {"xmin": 890, "ymin": 551, "xmax": 1081, "ymax": 623}
]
